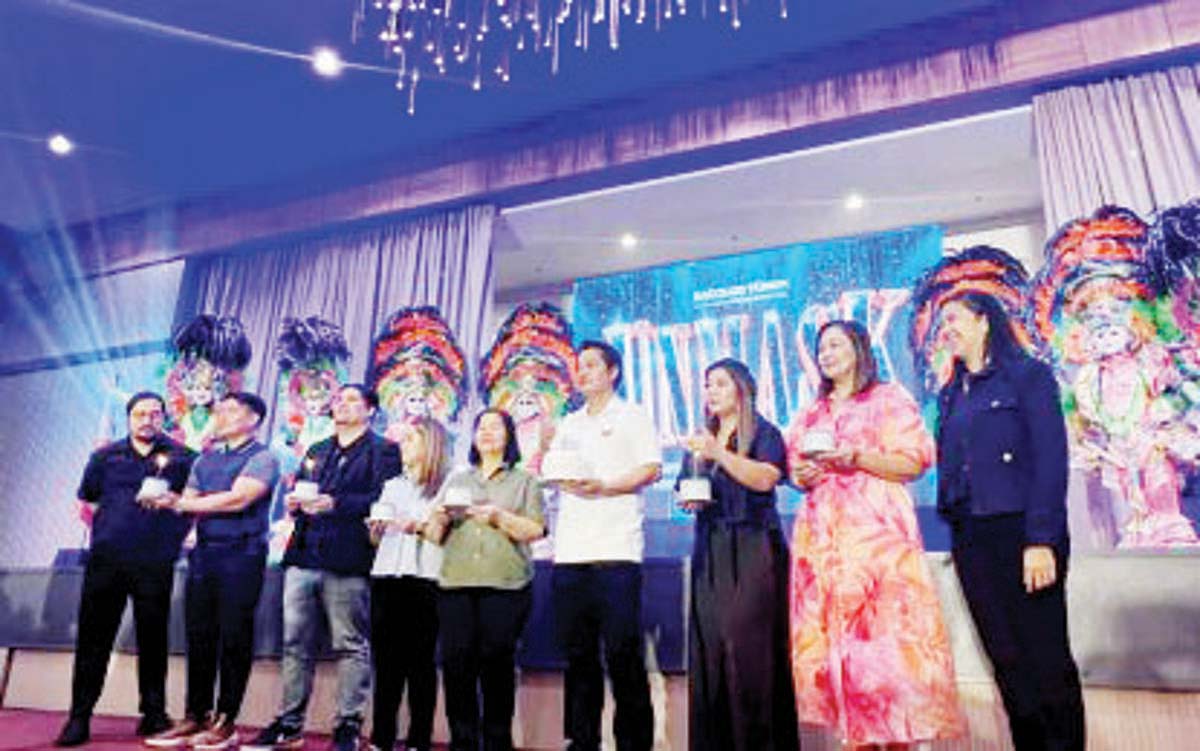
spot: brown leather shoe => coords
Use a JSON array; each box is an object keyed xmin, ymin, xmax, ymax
[
  {"xmin": 144, "ymin": 716, "xmax": 207, "ymax": 748},
  {"xmin": 192, "ymin": 714, "xmax": 239, "ymax": 751}
]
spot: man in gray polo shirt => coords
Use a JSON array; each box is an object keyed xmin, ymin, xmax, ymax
[{"xmin": 145, "ymin": 391, "xmax": 279, "ymax": 751}]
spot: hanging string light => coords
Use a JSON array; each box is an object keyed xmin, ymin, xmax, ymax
[{"xmin": 352, "ymin": 0, "xmax": 788, "ymax": 114}]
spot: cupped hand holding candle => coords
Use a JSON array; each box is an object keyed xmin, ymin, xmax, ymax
[
  {"xmin": 465, "ymin": 503, "xmax": 504, "ymax": 526},
  {"xmin": 292, "ymin": 457, "xmax": 323, "ymax": 510},
  {"xmin": 441, "ymin": 484, "xmax": 473, "ymax": 520},
  {"xmin": 303, "ymin": 494, "xmax": 335, "ymax": 514},
  {"xmin": 137, "ymin": 453, "xmax": 171, "ymax": 506},
  {"xmin": 677, "ymin": 435, "xmax": 714, "ymax": 512}
]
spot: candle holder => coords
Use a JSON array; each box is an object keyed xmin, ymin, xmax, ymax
[{"xmin": 137, "ymin": 453, "xmax": 171, "ymax": 500}]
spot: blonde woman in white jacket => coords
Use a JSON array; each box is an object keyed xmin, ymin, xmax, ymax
[{"xmin": 366, "ymin": 417, "xmax": 451, "ymax": 751}]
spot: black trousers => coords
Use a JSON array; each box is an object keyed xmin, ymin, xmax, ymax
[
  {"xmin": 68, "ymin": 552, "xmax": 175, "ymax": 719},
  {"xmin": 184, "ymin": 539, "xmax": 266, "ymax": 721},
  {"xmin": 371, "ymin": 576, "xmax": 440, "ymax": 751},
  {"xmin": 439, "ymin": 586, "xmax": 532, "ymax": 751},
  {"xmin": 552, "ymin": 563, "xmax": 653, "ymax": 751},
  {"xmin": 690, "ymin": 525, "xmax": 798, "ymax": 751},
  {"xmin": 952, "ymin": 514, "xmax": 1085, "ymax": 751}
]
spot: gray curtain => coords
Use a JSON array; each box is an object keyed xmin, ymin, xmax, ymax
[
  {"xmin": 1034, "ymin": 64, "xmax": 1200, "ymax": 231},
  {"xmin": 181, "ymin": 204, "xmax": 495, "ymax": 435}
]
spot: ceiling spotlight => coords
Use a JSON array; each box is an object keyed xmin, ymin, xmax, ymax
[
  {"xmin": 619, "ymin": 232, "xmax": 639, "ymax": 250},
  {"xmin": 843, "ymin": 192, "xmax": 865, "ymax": 211},
  {"xmin": 47, "ymin": 133, "xmax": 74, "ymax": 156},
  {"xmin": 311, "ymin": 47, "xmax": 345, "ymax": 78}
]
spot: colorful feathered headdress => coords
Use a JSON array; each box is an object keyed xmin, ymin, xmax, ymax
[
  {"xmin": 479, "ymin": 302, "xmax": 578, "ymax": 418},
  {"xmin": 164, "ymin": 314, "xmax": 253, "ymax": 449},
  {"xmin": 909, "ymin": 245, "xmax": 1032, "ymax": 390},
  {"xmin": 171, "ymin": 314, "xmax": 252, "ymax": 371},
  {"xmin": 1030, "ymin": 205, "xmax": 1151, "ymax": 353},
  {"xmin": 275, "ymin": 316, "xmax": 351, "ymax": 373},
  {"xmin": 370, "ymin": 306, "xmax": 468, "ymax": 423},
  {"xmin": 274, "ymin": 316, "xmax": 350, "ymax": 444},
  {"xmin": 1148, "ymin": 199, "xmax": 1200, "ymax": 296}
]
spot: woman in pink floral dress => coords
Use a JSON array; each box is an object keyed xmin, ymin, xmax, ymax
[{"xmin": 787, "ymin": 320, "xmax": 964, "ymax": 750}]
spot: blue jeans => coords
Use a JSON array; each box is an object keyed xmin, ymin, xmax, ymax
[{"xmin": 277, "ymin": 567, "xmax": 372, "ymax": 730}]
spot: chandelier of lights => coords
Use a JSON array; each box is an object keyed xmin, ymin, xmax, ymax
[{"xmin": 352, "ymin": 0, "xmax": 789, "ymax": 113}]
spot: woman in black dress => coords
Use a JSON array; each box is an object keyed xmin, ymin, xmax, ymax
[{"xmin": 676, "ymin": 358, "xmax": 798, "ymax": 751}]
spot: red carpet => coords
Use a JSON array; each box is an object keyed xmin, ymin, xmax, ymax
[{"xmin": 0, "ymin": 710, "xmax": 450, "ymax": 751}]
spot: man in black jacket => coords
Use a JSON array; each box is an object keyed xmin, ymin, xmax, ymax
[
  {"xmin": 56, "ymin": 392, "xmax": 195, "ymax": 747},
  {"xmin": 247, "ymin": 384, "xmax": 401, "ymax": 751}
]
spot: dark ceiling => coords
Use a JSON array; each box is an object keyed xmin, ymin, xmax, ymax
[{"xmin": 0, "ymin": 0, "xmax": 1152, "ymax": 232}]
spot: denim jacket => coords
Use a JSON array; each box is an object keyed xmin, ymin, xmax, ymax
[{"xmin": 936, "ymin": 354, "xmax": 1070, "ymax": 548}]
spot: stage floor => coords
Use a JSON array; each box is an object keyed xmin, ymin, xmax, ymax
[
  {"xmin": 0, "ymin": 709, "xmax": 453, "ymax": 751},
  {"xmin": 5, "ymin": 692, "xmax": 1200, "ymax": 751},
  {"xmin": 2, "ymin": 552, "xmax": 1199, "ymax": 748}
]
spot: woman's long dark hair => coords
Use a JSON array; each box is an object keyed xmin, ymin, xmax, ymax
[
  {"xmin": 816, "ymin": 320, "xmax": 880, "ymax": 399},
  {"xmin": 937, "ymin": 291, "xmax": 1028, "ymax": 425},
  {"xmin": 703, "ymin": 358, "xmax": 758, "ymax": 456},
  {"xmin": 467, "ymin": 408, "xmax": 522, "ymax": 468},
  {"xmin": 944, "ymin": 291, "xmax": 1024, "ymax": 367}
]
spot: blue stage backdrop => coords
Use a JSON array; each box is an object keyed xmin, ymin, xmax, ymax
[{"xmin": 572, "ymin": 226, "xmax": 944, "ymax": 556}]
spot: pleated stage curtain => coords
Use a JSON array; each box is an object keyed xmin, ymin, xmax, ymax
[
  {"xmin": 1034, "ymin": 64, "xmax": 1200, "ymax": 232},
  {"xmin": 177, "ymin": 204, "xmax": 496, "ymax": 438}
]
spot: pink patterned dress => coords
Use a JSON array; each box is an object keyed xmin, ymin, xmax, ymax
[{"xmin": 786, "ymin": 382, "xmax": 964, "ymax": 745}]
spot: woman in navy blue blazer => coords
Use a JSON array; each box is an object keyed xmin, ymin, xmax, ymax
[{"xmin": 935, "ymin": 291, "xmax": 1085, "ymax": 751}]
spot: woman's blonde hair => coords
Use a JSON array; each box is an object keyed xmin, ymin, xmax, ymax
[{"xmin": 405, "ymin": 416, "xmax": 451, "ymax": 498}]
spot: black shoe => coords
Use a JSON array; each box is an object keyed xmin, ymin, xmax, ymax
[
  {"xmin": 401, "ymin": 736, "xmax": 430, "ymax": 751},
  {"xmin": 330, "ymin": 722, "xmax": 360, "ymax": 751},
  {"xmin": 137, "ymin": 714, "xmax": 173, "ymax": 737},
  {"xmin": 245, "ymin": 718, "xmax": 305, "ymax": 751},
  {"xmin": 55, "ymin": 716, "xmax": 90, "ymax": 747}
]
